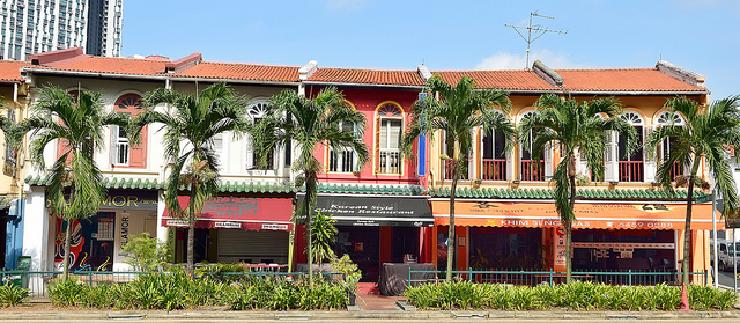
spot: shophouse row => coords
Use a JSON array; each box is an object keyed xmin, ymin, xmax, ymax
[{"xmin": 0, "ymin": 47, "xmax": 717, "ymax": 286}]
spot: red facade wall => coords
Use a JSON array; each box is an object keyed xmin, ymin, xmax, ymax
[{"xmin": 305, "ymin": 85, "xmax": 421, "ymax": 185}]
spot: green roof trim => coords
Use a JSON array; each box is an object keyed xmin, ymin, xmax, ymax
[
  {"xmin": 304, "ymin": 183, "xmax": 423, "ymax": 196},
  {"xmin": 25, "ymin": 175, "xmax": 294, "ymax": 193},
  {"xmin": 25, "ymin": 175, "xmax": 164, "ymax": 190},
  {"xmin": 428, "ymin": 187, "xmax": 708, "ymax": 201}
]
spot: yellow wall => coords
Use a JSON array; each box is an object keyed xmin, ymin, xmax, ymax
[
  {"xmin": 0, "ymin": 83, "xmax": 28, "ymax": 198},
  {"xmin": 428, "ymin": 93, "xmax": 709, "ymax": 192}
]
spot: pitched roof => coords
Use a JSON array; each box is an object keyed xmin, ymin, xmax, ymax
[
  {"xmin": 556, "ymin": 68, "xmax": 706, "ymax": 92},
  {"xmin": 170, "ymin": 62, "xmax": 298, "ymax": 83},
  {"xmin": 433, "ymin": 70, "xmax": 557, "ymax": 91},
  {"xmin": 32, "ymin": 55, "xmax": 170, "ymax": 76},
  {"xmin": 307, "ymin": 67, "xmax": 425, "ymax": 86},
  {"xmin": 0, "ymin": 60, "xmax": 26, "ymax": 83}
]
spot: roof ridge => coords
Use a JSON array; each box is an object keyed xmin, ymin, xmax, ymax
[
  {"xmin": 433, "ymin": 69, "xmax": 534, "ymax": 73},
  {"xmin": 555, "ymin": 67, "xmax": 657, "ymax": 72},
  {"xmin": 199, "ymin": 61, "xmax": 299, "ymax": 68},
  {"xmin": 318, "ymin": 66, "xmax": 419, "ymax": 72}
]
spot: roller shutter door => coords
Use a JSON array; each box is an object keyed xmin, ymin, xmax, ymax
[{"xmin": 217, "ymin": 229, "xmax": 289, "ymax": 264}]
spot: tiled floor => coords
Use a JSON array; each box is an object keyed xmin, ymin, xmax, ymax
[{"xmin": 356, "ymin": 294, "xmax": 404, "ymax": 310}]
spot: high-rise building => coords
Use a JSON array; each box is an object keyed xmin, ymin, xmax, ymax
[{"xmin": 0, "ymin": 0, "xmax": 123, "ymax": 60}]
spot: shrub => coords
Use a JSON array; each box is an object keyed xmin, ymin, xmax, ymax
[
  {"xmin": 0, "ymin": 282, "xmax": 28, "ymax": 307},
  {"xmin": 49, "ymin": 279, "xmax": 85, "ymax": 307},
  {"xmin": 121, "ymin": 233, "xmax": 171, "ymax": 272},
  {"xmin": 405, "ymin": 281, "xmax": 737, "ymax": 311}
]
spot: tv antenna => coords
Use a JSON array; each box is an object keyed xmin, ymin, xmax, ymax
[{"xmin": 505, "ymin": 10, "xmax": 567, "ymax": 69}]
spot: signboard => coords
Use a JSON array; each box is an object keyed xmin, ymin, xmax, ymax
[
  {"xmin": 299, "ymin": 194, "xmax": 433, "ymax": 227},
  {"xmin": 101, "ymin": 190, "xmax": 158, "ymax": 210},
  {"xmin": 431, "ymin": 200, "xmax": 719, "ymax": 230},
  {"xmin": 162, "ymin": 197, "xmax": 292, "ymax": 231}
]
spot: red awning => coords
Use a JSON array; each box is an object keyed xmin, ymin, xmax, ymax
[{"xmin": 162, "ymin": 196, "xmax": 293, "ymax": 231}]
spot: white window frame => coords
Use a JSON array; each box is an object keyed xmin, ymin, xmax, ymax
[
  {"xmin": 245, "ymin": 100, "xmax": 277, "ymax": 171},
  {"xmin": 377, "ymin": 117, "xmax": 402, "ymax": 175},
  {"xmin": 329, "ymin": 121, "xmax": 358, "ymax": 173},
  {"xmin": 112, "ymin": 125, "xmax": 129, "ymax": 166}
]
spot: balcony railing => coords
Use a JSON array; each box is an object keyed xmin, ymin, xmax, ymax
[
  {"xmin": 520, "ymin": 160, "xmax": 545, "ymax": 182},
  {"xmin": 667, "ymin": 161, "xmax": 682, "ymax": 181},
  {"xmin": 482, "ymin": 159, "xmax": 506, "ymax": 181},
  {"xmin": 443, "ymin": 159, "xmax": 469, "ymax": 180},
  {"xmin": 377, "ymin": 150, "xmax": 401, "ymax": 175},
  {"xmin": 619, "ymin": 161, "xmax": 644, "ymax": 182}
]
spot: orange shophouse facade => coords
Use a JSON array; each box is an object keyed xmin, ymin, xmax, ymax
[
  {"xmin": 293, "ymin": 67, "xmax": 435, "ymax": 285},
  {"xmin": 426, "ymin": 61, "xmax": 717, "ymax": 279}
]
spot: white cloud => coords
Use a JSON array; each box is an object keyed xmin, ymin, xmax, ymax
[
  {"xmin": 475, "ymin": 50, "xmax": 575, "ymax": 70},
  {"xmin": 324, "ymin": 0, "xmax": 367, "ymax": 11}
]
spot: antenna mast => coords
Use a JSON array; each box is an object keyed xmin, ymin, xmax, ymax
[{"xmin": 505, "ymin": 10, "xmax": 567, "ymax": 69}]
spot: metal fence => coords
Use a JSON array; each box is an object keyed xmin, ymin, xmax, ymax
[
  {"xmin": 408, "ymin": 269, "xmax": 709, "ymax": 287},
  {"xmin": 0, "ymin": 270, "xmax": 339, "ymax": 299}
]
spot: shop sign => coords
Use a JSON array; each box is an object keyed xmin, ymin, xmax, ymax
[
  {"xmin": 165, "ymin": 219, "xmax": 189, "ymax": 227},
  {"xmin": 261, "ymin": 223, "xmax": 289, "ymax": 231},
  {"xmin": 102, "ymin": 190, "xmax": 158, "ymax": 210},
  {"xmin": 214, "ymin": 221, "xmax": 241, "ymax": 229},
  {"xmin": 301, "ymin": 194, "xmax": 433, "ymax": 227}
]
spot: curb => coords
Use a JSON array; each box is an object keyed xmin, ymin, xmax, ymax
[{"xmin": 0, "ymin": 310, "xmax": 738, "ymax": 320}]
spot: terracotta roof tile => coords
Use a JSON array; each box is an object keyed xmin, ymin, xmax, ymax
[
  {"xmin": 433, "ymin": 70, "xmax": 557, "ymax": 91},
  {"xmin": 35, "ymin": 55, "xmax": 168, "ymax": 76},
  {"xmin": 556, "ymin": 68, "xmax": 705, "ymax": 92},
  {"xmin": 0, "ymin": 60, "xmax": 26, "ymax": 83},
  {"xmin": 171, "ymin": 62, "xmax": 298, "ymax": 82},
  {"xmin": 308, "ymin": 67, "xmax": 424, "ymax": 86}
]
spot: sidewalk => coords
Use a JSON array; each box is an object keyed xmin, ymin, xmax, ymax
[{"xmin": 0, "ymin": 307, "xmax": 739, "ymax": 321}]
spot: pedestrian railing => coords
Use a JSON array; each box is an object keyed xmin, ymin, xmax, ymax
[
  {"xmin": 0, "ymin": 270, "xmax": 341, "ymax": 299},
  {"xmin": 408, "ymin": 268, "xmax": 709, "ymax": 287}
]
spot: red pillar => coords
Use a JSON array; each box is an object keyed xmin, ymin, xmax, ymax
[
  {"xmin": 294, "ymin": 225, "xmax": 307, "ymax": 265},
  {"xmin": 379, "ymin": 226, "xmax": 392, "ymax": 264}
]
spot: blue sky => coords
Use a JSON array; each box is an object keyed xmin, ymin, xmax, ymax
[{"xmin": 123, "ymin": 0, "xmax": 739, "ymax": 98}]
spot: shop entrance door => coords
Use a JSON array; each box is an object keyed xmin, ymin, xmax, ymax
[{"xmin": 335, "ymin": 226, "xmax": 380, "ymax": 282}]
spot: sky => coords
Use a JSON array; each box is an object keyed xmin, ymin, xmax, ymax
[{"xmin": 122, "ymin": 0, "xmax": 740, "ymax": 98}]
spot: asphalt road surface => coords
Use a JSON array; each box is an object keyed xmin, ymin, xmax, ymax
[
  {"xmin": 2, "ymin": 320, "xmax": 739, "ymax": 323},
  {"xmin": 716, "ymin": 268, "xmax": 739, "ymax": 290}
]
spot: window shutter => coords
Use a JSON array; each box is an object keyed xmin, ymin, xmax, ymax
[
  {"xmin": 110, "ymin": 125, "xmax": 118, "ymax": 165},
  {"xmin": 604, "ymin": 131, "xmax": 618, "ymax": 182},
  {"xmin": 643, "ymin": 126, "xmax": 656, "ymax": 183},
  {"xmin": 128, "ymin": 125, "xmax": 147, "ymax": 168},
  {"xmin": 544, "ymin": 142, "xmax": 554, "ymax": 179},
  {"xmin": 245, "ymin": 134, "xmax": 254, "ymax": 169}
]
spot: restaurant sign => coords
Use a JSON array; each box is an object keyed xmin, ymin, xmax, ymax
[
  {"xmin": 47, "ymin": 190, "xmax": 158, "ymax": 211},
  {"xmin": 299, "ymin": 194, "xmax": 433, "ymax": 227}
]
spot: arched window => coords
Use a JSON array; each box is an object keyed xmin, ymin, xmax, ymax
[
  {"xmin": 481, "ymin": 110, "xmax": 507, "ymax": 181},
  {"xmin": 376, "ymin": 102, "xmax": 403, "ymax": 175},
  {"xmin": 519, "ymin": 110, "xmax": 545, "ymax": 181},
  {"xmin": 112, "ymin": 93, "xmax": 146, "ymax": 167},
  {"xmin": 246, "ymin": 100, "xmax": 274, "ymax": 170},
  {"xmin": 618, "ymin": 111, "xmax": 644, "ymax": 182},
  {"xmin": 656, "ymin": 111, "xmax": 685, "ymax": 179}
]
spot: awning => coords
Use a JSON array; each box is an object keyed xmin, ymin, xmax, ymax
[
  {"xmin": 163, "ymin": 196, "xmax": 293, "ymax": 231},
  {"xmin": 299, "ymin": 194, "xmax": 433, "ymax": 227},
  {"xmin": 431, "ymin": 200, "xmax": 720, "ymax": 230}
]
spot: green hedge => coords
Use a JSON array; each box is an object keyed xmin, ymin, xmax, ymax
[
  {"xmin": 49, "ymin": 272, "xmax": 348, "ymax": 310},
  {"xmin": 405, "ymin": 281, "xmax": 736, "ymax": 311}
]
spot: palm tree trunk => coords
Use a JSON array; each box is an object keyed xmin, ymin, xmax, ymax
[
  {"xmin": 186, "ymin": 186, "xmax": 196, "ymax": 276},
  {"xmin": 304, "ymin": 170, "xmax": 316, "ymax": 283},
  {"xmin": 682, "ymin": 159, "xmax": 701, "ymax": 286},
  {"xmin": 446, "ymin": 160, "xmax": 458, "ymax": 281},
  {"xmin": 62, "ymin": 218, "xmax": 72, "ymax": 280},
  {"xmin": 566, "ymin": 153, "xmax": 577, "ymax": 283}
]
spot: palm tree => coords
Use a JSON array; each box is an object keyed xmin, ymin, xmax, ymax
[
  {"xmin": 518, "ymin": 94, "xmax": 635, "ymax": 282},
  {"xmin": 132, "ymin": 83, "xmax": 249, "ymax": 274},
  {"xmin": 402, "ymin": 75, "xmax": 513, "ymax": 281},
  {"xmin": 646, "ymin": 96, "xmax": 740, "ymax": 290},
  {"xmin": 250, "ymin": 88, "xmax": 368, "ymax": 281},
  {"xmin": 23, "ymin": 86, "xmax": 129, "ymax": 279}
]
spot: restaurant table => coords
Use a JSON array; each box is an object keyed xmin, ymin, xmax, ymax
[{"xmin": 379, "ymin": 263, "xmax": 436, "ymax": 296}]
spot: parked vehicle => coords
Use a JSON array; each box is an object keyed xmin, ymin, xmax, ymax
[{"xmin": 710, "ymin": 240, "xmax": 740, "ymax": 271}]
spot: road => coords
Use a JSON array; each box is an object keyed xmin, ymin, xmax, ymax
[{"xmin": 1, "ymin": 320, "xmax": 738, "ymax": 323}]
